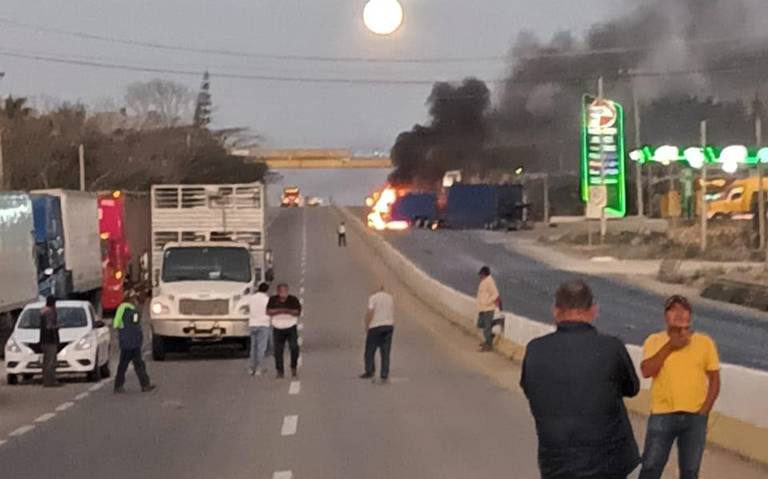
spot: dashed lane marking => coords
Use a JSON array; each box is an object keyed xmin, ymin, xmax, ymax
[
  {"xmin": 281, "ymin": 415, "xmax": 299, "ymax": 436},
  {"xmin": 8, "ymin": 425, "xmax": 35, "ymax": 437},
  {"xmin": 273, "ymin": 472, "xmax": 293, "ymax": 479},
  {"xmin": 89, "ymin": 381, "xmax": 106, "ymax": 392},
  {"xmin": 297, "ymin": 336, "xmax": 304, "ymax": 347},
  {"xmin": 297, "ymin": 323, "xmax": 304, "ymax": 331},
  {"xmin": 74, "ymin": 392, "xmax": 89, "ymax": 401},
  {"xmin": 289, "ymin": 381, "xmax": 301, "ymax": 395},
  {"xmin": 34, "ymin": 413, "xmax": 56, "ymax": 423},
  {"xmin": 55, "ymin": 402, "xmax": 75, "ymax": 412}
]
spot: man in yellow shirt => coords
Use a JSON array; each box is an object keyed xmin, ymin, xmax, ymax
[
  {"xmin": 638, "ymin": 295, "xmax": 721, "ymax": 479},
  {"xmin": 475, "ymin": 266, "xmax": 499, "ymax": 352}
]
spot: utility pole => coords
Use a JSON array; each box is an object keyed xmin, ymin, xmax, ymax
[
  {"xmin": 0, "ymin": 130, "xmax": 5, "ymax": 190},
  {"xmin": 632, "ymin": 82, "xmax": 644, "ymax": 217},
  {"xmin": 757, "ymin": 115, "xmax": 766, "ymax": 252},
  {"xmin": 543, "ymin": 173, "xmax": 550, "ymax": 225},
  {"xmin": 78, "ymin": 144, "xmax": 85, "ymax": 191},
  {"xmin": 700, "ymin": 121, "xmax": 708, "ymax": 253}
]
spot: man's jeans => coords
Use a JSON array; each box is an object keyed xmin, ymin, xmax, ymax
[
  {"xmin": 249, "ymin": 326, "xmax": 270, "ymax": 371},
  {"xmin": 477, "ymin": 311, "xmax": 495, "ymax": 347},
  {"xmin": 364, "ymin": 325, "xmax": 394, "ymax": 379},
  {"xmin": 639, "ymin": 413, "xmax": 708, "ymax": 479}
]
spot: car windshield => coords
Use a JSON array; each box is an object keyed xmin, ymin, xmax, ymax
[
  {"xmin": 17, "ymin": 307, "xmax": 89, "ymax": 329},
  {"xmin": 162, "ymin": 247, "xmax": 252, "ymax": 283}
]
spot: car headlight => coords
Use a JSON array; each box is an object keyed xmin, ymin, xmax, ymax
[
  {"xmin": 5, "ymin": 337, "xmax": 22, "ymax": 354},
  {"xmin": 151, "ymin": 301, "xmax": 170, "ymax": 315},
  {"xmin": 75, "ymin": 335, "xmax": 93, "ymax": 351}
]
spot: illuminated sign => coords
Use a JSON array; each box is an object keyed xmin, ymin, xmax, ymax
[
  {"xmin": 629, "ymin": 145, "xmax": 768, "ymax": 173},
  {"xmin": 580, "ymin": 95, "xmax": 627, "ymax": 217}
]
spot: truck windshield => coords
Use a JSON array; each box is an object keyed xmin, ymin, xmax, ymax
[{"xmin": 162, "ymin": 247, "xmax": 251, "ymax": 283}]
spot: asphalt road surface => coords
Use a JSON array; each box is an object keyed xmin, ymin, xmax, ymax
[
  {"xmin": 385, "ymin": 227, "xmax": 768, "ymax": 370},
  {"xmin": 0, "ymin": 207, "xmax": 764, "ymax": 478}
]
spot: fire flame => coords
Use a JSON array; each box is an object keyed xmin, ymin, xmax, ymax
[{"xmin": 367, "ymin": 185, "xmax": 409, "ymax": 231}]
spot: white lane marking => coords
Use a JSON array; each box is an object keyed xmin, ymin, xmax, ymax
[
  {"xmin": 89, "ymin": 381, "xmax": 106, "ymax": 392},
  {"xmin": 289, "ymin": 381, "xmax": 301, "ymax": 395},
  {"xmin": 0, "ymin": 439, "xmax": 6, "ymax": 447},
  {"xmin": 297, "ymin": 337, "xmax": 304, "ymax": 347},
  {"xmin": 74, "ymin": 392, "xmax": 89, "ymax": 401},
  {"xmin": 299, "ymin": 287, "xmax": 305, "ymax": 295},
  {"xmin": 281, "ymin": 415, "xmax": 298, "ymax": 436},
  {"xmin": 55, "ymin": 402, "xmax": 75, "ymax": 412},
  {"xmin": 34, "ymin": 413, "xmax": 56, "ymax": 423},
  {"xmin": 297, "ymin": 323, "xmax": 304, "ymax": 331},
  {"xmin": 9, "ymin": 425, "xmax": 35, "ymax": 437},
  {"xmin": 273, "ymin": 472, "xmax": 293, "ymax": 479},
  {"xmin": 297, "ymin": 355, "xmax": 303, "ymax": 368}
]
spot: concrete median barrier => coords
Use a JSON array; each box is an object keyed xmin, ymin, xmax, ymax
[{"xmin": 338, "ymin": 206, "xmax": 768, "ymax": 465}]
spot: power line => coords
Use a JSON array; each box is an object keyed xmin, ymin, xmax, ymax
[
  {"xmin": 0, "ymin": 47, "xmax": 766, "ymax": 87},
  {"xmin": 1, "ymin": 15, "xmax": 766, "ymax": 65}
]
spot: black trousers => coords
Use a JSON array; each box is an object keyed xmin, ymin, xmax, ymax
[
  {"xmin": 338, "ymin": 233, "xmax": 347, "ymax": 247},
  {"xmin": 115, "ymin": 348, "xmax": 150, "ymax": 389},
  {"xmin": 273, "ymin": 326, "xmax": 300, "ymax": 374},
  {"xmin": 41, "ymin": 343, "xmax": 58, "ymax": 386},
  {"xmin": 364, "ymin": 325, "xmax": 394, "ymax": 379}
]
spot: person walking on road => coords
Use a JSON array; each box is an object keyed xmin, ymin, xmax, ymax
[
  {"xmin": 113, "ymin": 293, "xmax": 155, "ymax": 393},
  {"xmin": 248, "ymin": 282, "xmax": 272, "ymax": 377},
  {"xmin": 638, "ymin": 295, "xmax": 721, "ymax": 479},
  {"xmin": 267, "ymin": 283, "xmax": 302, "ymax": 379},
  {"xmin": 521, "ymin": 280, "xmax": 640, "ymax": 479},
  {"xmin": 360, "ymin": 286, "xmax": 394, "ymax": 384},
  {"xmin": 39, "ymin": 295, "xmax": 61, "ymax": 388},
  {"xmin": 337, "ymin": 221, "xmax": 347, "ymax": 247},
  {"xmin": 475, "ymin": 266, "xmax": 499, "ymax": 352}
]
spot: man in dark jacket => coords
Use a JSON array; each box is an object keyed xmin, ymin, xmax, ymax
[
  {"xmin": 521, "ymin": 280, "xmax": 640, "ymax": 479},
  {"xmin": 113, "ymin": 293, "xmax": 155, "ymax": 393},
  {"xmin": 39, "ymin": 295, "xmax": 60, "ymax": 387}
]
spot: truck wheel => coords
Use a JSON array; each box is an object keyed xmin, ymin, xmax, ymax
[
  {"xmin": 152, "ymin": 335, "xmax": 167, "ymax": 361},
  {"xmin": 6, "ymin": 374, "xmax": 18, "ymax": 385}
]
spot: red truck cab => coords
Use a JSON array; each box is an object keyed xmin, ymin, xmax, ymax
[{"xmin": 98, "ymin": 191, "xmax": 131, "ymax": 311}]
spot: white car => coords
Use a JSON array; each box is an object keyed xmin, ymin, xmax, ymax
[{"xmin": 4, "ymin": 300, "xmax": 111, "ymax": 385}]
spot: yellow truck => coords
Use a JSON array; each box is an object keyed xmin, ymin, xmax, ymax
[{"xmin": 707, "ymin": 177, "xmax": 768, "ymax": 220}]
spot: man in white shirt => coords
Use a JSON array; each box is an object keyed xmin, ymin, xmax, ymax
[
  {"xmin": 360, "ymin": 286, "xmax": 395, "ymax": 383},
  {"xmin": 247, "ymin": 282, "xmax": 271, "ymax": 377},
  {"xmin": 476, "ymin": 265, "xmax": 500, "ymax": 352},
  {"xmin": 337, "ymin": 222, "xmax": 347, "ymax": 247}
]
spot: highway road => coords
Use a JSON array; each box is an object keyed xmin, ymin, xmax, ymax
[
  {"xmin": 385, "ymin": 227, "xmax": 768, "ymax": 370},
  {"xmin": 0, "ymin": 207, "xmax": 765, "ymax": 478}
]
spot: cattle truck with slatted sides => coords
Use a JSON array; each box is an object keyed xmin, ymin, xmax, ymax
[{"xmin": 149, "ymin": 183, "xmax": 273, "ymax": 360}]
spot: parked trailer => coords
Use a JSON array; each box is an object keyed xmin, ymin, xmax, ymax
[
  {"xmin": 33, "ymin": 189, "xmax": 103, "ymax": 305},
  {"xmin": 444, "ymin": 184, "xmax": 529, "ymax": 230},
  {"xmin": 0, "ymin": 193, "xmax": 38, "ymax": 356},
  {"xmin": 98, "ymin": 191, "xmax": 151, "ymax": 311},
  {"xmin": 390, "ymin": 192, "xmax": 438, "ymax": 227},
  {"xmin": 30, "ymin": 194, "xmax": 67, "ymax": 298}
]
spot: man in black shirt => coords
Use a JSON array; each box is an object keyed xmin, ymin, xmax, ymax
[
  {"xmin": 267, "ymin": 283, "xmax": 302, "ymax": 379},
  {"xmin": 39, "ymin": 295, "xmax": 60, "ymax": 387},
  {"xmin": 521, "ymin": 280, "xmax": 640, "ymax": 479}
]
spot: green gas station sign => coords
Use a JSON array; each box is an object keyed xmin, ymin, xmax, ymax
[{"xmin": 580, "ymin": 95, "xmax": 627, "ymax": 217}]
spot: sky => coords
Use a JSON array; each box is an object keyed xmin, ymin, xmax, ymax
[{"xmin": 0, "ymin": 0, "xmax": 623, "ymax": 203}]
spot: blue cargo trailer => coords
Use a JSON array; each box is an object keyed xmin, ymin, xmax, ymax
[
  {"xmin": 390, "ymin": 192, "xmax": 438, "ymax": 226},
  {"xmin": 444, "ymin": 184, "xmax": 528, "ymax": 230}
]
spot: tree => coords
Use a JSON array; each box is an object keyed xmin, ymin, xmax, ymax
[
  {"xmin": 124, "ymin": 79, "xmax": 194, "ymax": 129},
  {"xmin": 193, "ymin": 71, "xmax": 212, "ymax": 129}
]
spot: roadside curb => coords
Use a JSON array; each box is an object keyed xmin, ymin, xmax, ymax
[{"xmin": 337, "ymin": 206, "xmax": 768, "ymax": 466}]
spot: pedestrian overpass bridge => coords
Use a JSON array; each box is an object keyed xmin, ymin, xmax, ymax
[{"xmin": 230, "ymin": 148, "xmax": 392, "ymax": 169}]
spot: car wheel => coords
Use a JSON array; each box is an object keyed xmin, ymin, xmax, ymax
[
  {"xmin": 6, "ymin": 373, "xmax": 18, "ymax": 385},
  {"xmin": 22, "ymin": 373, "xmax": 34, "ymax": 382},
  {"xmin": 152, "ymin": 335, "xmax": 166, "ymax": 361},
  {"xmin": 100, "ymin": 359, "xmax": 111, "ymax": 378},
  {"xmin": 86, "ymin": 360, "xmax": 102, "ymax": 382}
]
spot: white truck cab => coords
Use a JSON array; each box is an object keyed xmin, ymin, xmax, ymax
[{"xmin": 149, "ymin": 183, "xmax": 271, "ymax": 360}]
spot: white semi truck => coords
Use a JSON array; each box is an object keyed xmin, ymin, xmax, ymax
[
  {"xmin": 0, "ymin": 194, "xmax": 39, "ymax": 355},
  {"xmin": 149, "ymin": 183, "xmax": 273, "ymax": 360}
]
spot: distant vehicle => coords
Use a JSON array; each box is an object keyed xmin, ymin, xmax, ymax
[
  {"xmin": 281, "ymin": 187, "xmax": 302, "ymax": 207},
  {"xmin": 98, "ymin": 191, "xmax": 151, "ymax": 312},
  {"xmin": 149, "ymin": 183, "xmax": 273, "ymax": 360},
  {"xmin": 306, "ymin": 196, "xmax": 323, "ymax": 207},
  {"xmin": 5, "ymin": 300, "xmax": 111, "ymax": 385},
  {"xmin": 708, "ymin": 177, "xmax": 768, "ymax": 220}
]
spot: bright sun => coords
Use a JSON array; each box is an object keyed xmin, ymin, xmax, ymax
[{"xmin": 363, "ymin": 0, "xmax": 404, "ymax": 36}]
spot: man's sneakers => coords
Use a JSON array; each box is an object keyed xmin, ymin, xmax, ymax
[
  {"xmin": 359, "ymin": 373, "xmax": 374, "ymax": 379},
  {"xmin": 291, "ymin": 369, "xmax": 299, "ymax": 379},
  {"xmin": 248, "ymin": 368, "xmax": 256, "ymax": 377},
  {"xmin": 114, "ymin": 387, "xmax": 126, "ymax": 394},
  {"xmin": 141, "ymin": 385, "xmax": 157, "ymax": 393},
  {"xmin": 276, "ymin": 372, "xmax": 285, "ymax": 379},
  {"xmin": 478, "ymin": 344, "xmax": 493, "ymax": 352}
]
